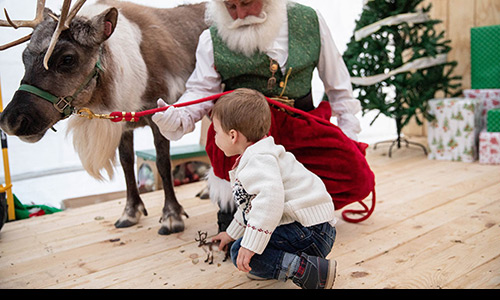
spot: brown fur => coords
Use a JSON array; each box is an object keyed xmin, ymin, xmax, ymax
[{"xmin": 101, "ymin": 1, "xmax": 206, "ymax": 109}]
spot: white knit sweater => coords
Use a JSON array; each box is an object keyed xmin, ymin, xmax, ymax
[{"xmin": 226, "ymin": 136, "xmax": 336, "ymax": 255}]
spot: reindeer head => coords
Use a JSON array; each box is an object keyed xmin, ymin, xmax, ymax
[
  {"xmin": 0, "ymin": 0, "xmax": 117, "ymax": 143},
  {"xmin": 195, "ymin": 231, "xmax": 208, "ymax": 247}
]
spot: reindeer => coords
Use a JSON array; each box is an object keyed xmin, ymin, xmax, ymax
[
  {"xmin": 0, "ymin": 0, "xmax": 208, "ymax": 235},
  {"xmin": 195, "ymin": 231, "xmax": 229, "ymax": 264}
]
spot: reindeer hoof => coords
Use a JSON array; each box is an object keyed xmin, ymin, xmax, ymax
[
  {"xmin": 196, "ymin": 186, "xmax": 210, "ymax": 200},
  {"xmin": 114, "ymin": 219, "xmax": 137, "ymax": 228},
  {"xmin": 158, "ymin": 213, "xmax": 186, "ymax": 235},
  {"xmin": 114, "ymin": 203, "xmax": 147, "ymax": 228},
  {"xmin": 158, "ymin": 223, "xmax": 184, "ymax": 235}
]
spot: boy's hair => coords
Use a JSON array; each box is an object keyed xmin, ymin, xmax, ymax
[{"xmin": 211, "ymin": 88, "xmax": 271, "ymax": 143}]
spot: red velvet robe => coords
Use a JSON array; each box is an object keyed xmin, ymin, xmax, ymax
[{"xmin": 205, "ymin": 99, "xmax": 376, "ymax": 222}]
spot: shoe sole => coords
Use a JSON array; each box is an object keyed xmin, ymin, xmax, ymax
[
  {"xmin": 325, "ymin": 259, "xmax": 337, "ymax": 289},
  {"xmin": 247, "ymin": 273, "xmax": 270, "ymax": 281}
]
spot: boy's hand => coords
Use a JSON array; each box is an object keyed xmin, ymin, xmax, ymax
[
  {"xmin": 236, "ymin": 247, "xmax": 255, "ymax": 273},
  {"xmin": 212, "ymin": 232, "xmax": 234, "ymax": 251}
]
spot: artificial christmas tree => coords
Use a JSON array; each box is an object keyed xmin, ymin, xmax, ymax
[{"xmin": 343, "ymin": 0, "xmax": 462, "ymax": 156}]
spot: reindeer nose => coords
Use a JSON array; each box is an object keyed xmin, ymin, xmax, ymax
[
  {"xmin": 0, "ymin": 102, "xmax": 34, "ymax": 136},
  {"xmin": 0, "ymin": 89, "xmax": 60, "ymax": 141}
]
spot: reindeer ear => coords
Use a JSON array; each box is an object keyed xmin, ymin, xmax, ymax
[
  {"xmin": 42, "ymin": 8, "xmax": 56, "ymax": 22},
  {"xmin": 94, "ymin": 7, "xmax": 118, "ymax": 43},
  {"xmin": 103, "ymin": 8, "xmax": 118, "ymax": 38}
]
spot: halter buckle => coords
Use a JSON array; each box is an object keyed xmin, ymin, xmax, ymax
[{"xmin": 54, "ymin": 96, "xmax": 73, "ymax": 114}]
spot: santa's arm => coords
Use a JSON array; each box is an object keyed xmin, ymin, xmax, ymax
[
  {"xmin": 153, "ymin": 30, "xmax": 223, "ymax": 141},
  {"xmin": 316, "ymin": 11, "xmax": 361, "ymax": 141}
]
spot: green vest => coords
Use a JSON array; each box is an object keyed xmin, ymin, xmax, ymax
[{"xmin": 210, "ymin": 3, "xmax": 321, "ymax": 100}]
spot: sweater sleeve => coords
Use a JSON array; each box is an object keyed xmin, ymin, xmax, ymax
[
  {"xmin": 226, "ymin": 210, "xmax": 247, "ymax": 241},
  {"xmin": 237, "ymin": 154, "xmax": 285, "ymax": 255}
]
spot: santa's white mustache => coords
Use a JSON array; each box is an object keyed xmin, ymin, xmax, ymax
[{"xmin": 226, "ymin": 12, "xmax": 268, "ymax": 29}]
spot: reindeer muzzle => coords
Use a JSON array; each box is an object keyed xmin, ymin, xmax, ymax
[{"xmin": 18, "ymin": 85, "xmax": 74, "ymax": 117}]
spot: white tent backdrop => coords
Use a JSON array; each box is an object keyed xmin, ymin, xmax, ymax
[{"xmin": 0, "ymin": 0, "xmax": 396, "ymax": 208}]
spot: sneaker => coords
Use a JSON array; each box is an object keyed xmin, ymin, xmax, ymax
[
  {"xmin": 326, "ymin": 259, "xmax": 337, "ymax": 289},
  {"xmin": 291, "ymin": 253, "xmax": 337, "ymax": 289}
]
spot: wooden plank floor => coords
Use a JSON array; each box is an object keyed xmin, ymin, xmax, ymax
[{"xmin": 1, "ymin": 140, "xmax": 499, "ymax": 289}]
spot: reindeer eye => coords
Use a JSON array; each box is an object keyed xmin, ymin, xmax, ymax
[{"xmin": 61, "ymin": 55, "xmax": 75, "ymax": 66}]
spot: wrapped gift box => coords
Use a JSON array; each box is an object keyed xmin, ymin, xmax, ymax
[
  {"xmin": 471, "ymin": 25, "xmax": 500, "ymax": 89},
  {"xmin": 463, "ymin": 89, "xmax": 500, "ymax": 130},
  {"xmin": 487, "ymin": 109, "xmax": 500, "ymax": 132},
  {"xmin": 479, "ymin": 130, "xmax": 500, "ymax": 165},
  {"xmin": 427, "ymin": 98, "xmax": 481, "ymax": 162}
]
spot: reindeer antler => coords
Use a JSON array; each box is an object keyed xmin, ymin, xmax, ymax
[
  {"xmin": 0, "ymin": 0, "xmax": 46, "ymax": 50},
  {"xmin": 0, "ymin": 0, "xmax": 87, "ymax": 70},
  {"xmin": 0, "ymin": 0, "xmax": 46, "ymax": 29},
  {"xmin": 195, "ymin": 231, "xmax": 208, "ymax": 243},
  {"xmin": 43, "ymin": 0, "xmax": 87, "ymax": 69}
]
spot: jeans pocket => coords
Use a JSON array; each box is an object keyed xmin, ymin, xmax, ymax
[
  {"xmin": 271, "ymin": 222, "xmax": 335, "ymax": 257},
  {"xmin": 273, "ymin": 222, "xmax": 311, "ymax": 252},
  {"xmin": 321, "ymin": 225, "xmax": 337, "ymax": 244},
  {"xmin": 290, "ymin": 222, "xmax": 311, "ymax": 240}
]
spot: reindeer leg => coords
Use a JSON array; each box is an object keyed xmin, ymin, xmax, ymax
[
  {"xmin": 115, "ymin": 130, "xmax": 148, "ymax": 228},
  {"xmin": 149, "ymin": 117, "xmax": 187, "ymax": 235},
  {"xmin": 208, "ymin": 253, "xmax": 214, "ymax": 265}
]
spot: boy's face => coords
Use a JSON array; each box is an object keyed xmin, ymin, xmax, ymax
[{"xmin": 213, "ymin": 116, "xmax": 239, "ymax": 157}]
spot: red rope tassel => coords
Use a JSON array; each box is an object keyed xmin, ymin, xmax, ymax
[{"xmin": 341, "ymin": 190, "xmax": 376, "ymax": 223}]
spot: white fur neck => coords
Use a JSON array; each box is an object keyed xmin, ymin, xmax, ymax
[{"xmin": 67, "ymin": 5, "xmax": 148, "ymax": 180}]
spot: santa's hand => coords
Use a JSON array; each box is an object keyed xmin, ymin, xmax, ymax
[
  {"xmin": 337, "ymin": 113, "xmax": 361, "ymax": 141},
  {"xmin": 152, "ymin": 99, "xmax": 185, "ymax": 141}
]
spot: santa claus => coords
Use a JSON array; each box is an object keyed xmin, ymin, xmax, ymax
[{"xmin": 152, "ymin": 0, "xmax": 373, "ymax": 230}]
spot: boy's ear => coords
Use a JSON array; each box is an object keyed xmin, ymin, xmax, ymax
[{"xmin": 229, "ymin": 129, "xmax": 238, "ymax": 144}]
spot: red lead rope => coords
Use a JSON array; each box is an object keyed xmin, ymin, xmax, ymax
[
  {"xmin": 108, "ymin": 91, "xmax": 234, "ymax": 122},
  {"xmin": 108, "ymin": 90, "xmax": 335, "ymax": 127},
  {"xmin": 106, "ymin": 90, "xmax": 375, "ymax": 222}
]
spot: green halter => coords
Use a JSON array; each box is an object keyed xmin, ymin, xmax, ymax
[{"xmin": 17, "ymin": 57, "xmax": 103, "ymax": 118}]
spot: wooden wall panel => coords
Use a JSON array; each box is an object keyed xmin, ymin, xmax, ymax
[
  {"xmin": 475, "ymin": 0, "xmax": 500, "ymax": 26},
  {"xmin": 448, "ymin": 0, "xmax": 476, "ymax": 90},
  {"xmin": 425, "ymin": 0, "xmax": 448, "ymax": 38}
]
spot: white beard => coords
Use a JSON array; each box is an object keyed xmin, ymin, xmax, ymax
[{"xmin": 206, "ymin": 0, "xmax": 288, "ymax": 57}]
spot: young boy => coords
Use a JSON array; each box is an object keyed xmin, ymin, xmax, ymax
[{"xmin": 210, "ymin": 88, "xmax": 338, "ymax": 289}]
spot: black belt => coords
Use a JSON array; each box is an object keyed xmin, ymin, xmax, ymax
[
  {"xmin": 269, "ymin": 92, "xmax": 315, "ymax": 114},
  {"xmin": 294, "ymin": 92, "xmax": 315, "ymax": 112}
]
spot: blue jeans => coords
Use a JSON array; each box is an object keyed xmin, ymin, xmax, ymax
[{"xmin": 230, "ymin": 221, "xmax": 336, "ymax": 281}]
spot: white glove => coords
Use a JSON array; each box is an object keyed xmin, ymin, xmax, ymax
[
  {"xmin": 337, "ymin": 113, "xmax": 361, "ymax": 141},
  {"xmin": 152, "ymin": 99, "xmax": 193, "ymax": 141}
]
